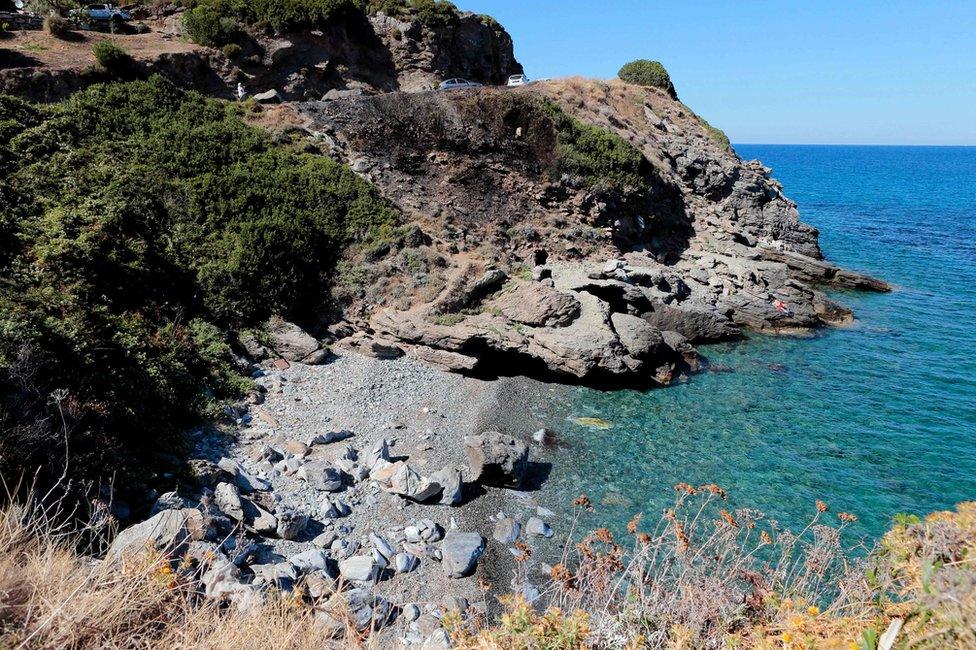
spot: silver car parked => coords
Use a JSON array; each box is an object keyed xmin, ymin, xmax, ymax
[{"xmin": 438, "ymin": 78, "xmax": 483, "ymax": 90}]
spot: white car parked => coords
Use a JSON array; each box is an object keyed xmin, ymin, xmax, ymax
[
  {"xmin": 438, "ymin": 78, "xmax": 482, "ymax": 90},
  {"xmin": 506, "ymin": 74, "xmax": 530, "ymax": 87}
]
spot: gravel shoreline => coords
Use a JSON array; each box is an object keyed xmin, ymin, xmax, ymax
[{"xmin": 195, "ymin": 350, "xmax": 573, "ymax": 640}]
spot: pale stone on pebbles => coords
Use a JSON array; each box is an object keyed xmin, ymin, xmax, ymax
[
  {"xmin": 403, "ymin": 603, "xmax": 421, "ymax": 622},
  {"xmin": 289, "ymin": 549, "xmax": 330, "ymax": 574},
  {"xmin": 527, "ymin": 517, "xmax": 553, "ymax": 538},
  {"xmin": 370, "ymin": 532, "xmax": 396, "ymax": 561},
  {"xmin": 441, "ymin": 531, "xmax": 485, "ymax": 578},
  {"xmin": 394, "ymin": 552, "xmax": 419, "ymax": 573},
  {"xmin": 214, "ymin": 482, "xmax": 244, "ymax": 521},
  {"xmin": 339, "ymin": 555, "xmax": 379, "ymax": 583},
  {"xmin": 298, "ymin": 461, "xmax": 343, "ymax": 491},
  {"xmin": 430, "ymin": 466, "xmax": 463, "ymax": 506},
  {"xmin": 493, "ymin": 517, "xmax": 520, "ymax": 544},
  {"xmin": 374, "ymin": 461, "xmax": 442, "ymax": 502},
  {"xmin": 247, "ymin": 504, "xmax": 278, "ymax": 535},
  {"xmin": 275, "ymin": 509, "xmax": 308, "ymax": 540}
]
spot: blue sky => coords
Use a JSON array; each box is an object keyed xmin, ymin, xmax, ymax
[{"xmin": 459, "ymin": 1, "xmax": 976, "ymax": 145}]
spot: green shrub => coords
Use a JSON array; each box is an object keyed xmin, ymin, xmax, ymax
[
  {"xmin": 43, "ymin": 14, "xmax": 72, "ymax": 39},
  {"xmin": 92, "ymin": 40, "xmax": 132, "ymax": 70},
  {"xmin": 365, "ymin": 0, "xmax": 458, "ymax": 26},
  {"xmin": 0, "ymin": 76, "xmax": 397, "ymax": 494},
  {"xmin": 409, "ymin": 0, "xmax": 457, "ymax": 26},
  {"xmin": 617, "ymin": 59, "xmax": 677, "ymax": 98},
  {"xmin": 536, "ymin": 97, "xmax": 652, "ymax": 191},
  {"xmin": 221, "ymin": 42, "xmax": 242, "ymax": 58},
  {"xmin": 182, "ymin": 3, "xmax": 238, "ymax": 46},
  {"xmin": 181, "ymin": 0, "xmax": 362, "ymax": 40}
]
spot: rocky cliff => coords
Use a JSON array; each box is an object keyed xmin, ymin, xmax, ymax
[
  {"xmin": 291, "ymin": 78, "xmax": 888, "ymax": 385},
  {"xmin": 0, "ymin": 8, "xmax": 521, "ymax": 102}
]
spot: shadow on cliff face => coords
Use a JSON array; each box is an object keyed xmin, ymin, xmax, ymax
[
  {"xmin": 232, "ymin": 11, "xmax": 400, "ymax": 100},
  {"xmin": 302, "ymin": 88, "xmax": 694, "ymax": 261}
]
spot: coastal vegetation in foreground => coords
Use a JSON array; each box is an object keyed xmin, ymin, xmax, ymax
[
  {"xmin": 0, "ymin": 76, "xmax": 397, "ymax": 495},
  {"xmin": 1, "ymin": 486, "xmax": 972, "ymax": 648}
]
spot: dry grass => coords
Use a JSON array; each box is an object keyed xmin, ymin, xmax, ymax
[
  {"xmin": 451, "ymin": 488, "xmax": 976, "ymax": 649},
  {"xmin": 0, "ymin": 496, "xmax": 369, "ymax": 649},
  {"xmin": 3, "ymin": 486, "xmax": 975, "ymax": 649}
]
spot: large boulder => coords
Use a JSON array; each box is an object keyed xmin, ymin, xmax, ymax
[
  {"xmin": 494, "ymin": 283, "xmax": 581, "ymax": 327},
  {"xmin": 464, "ymin": 432, "xmax": 529, "ymax": 488},
  {"xmin": 107, "ymin": 509, "xmax": 191, "ymax": 559},
  {"xmin": 610, "ymin": 312, "xmax": 663, "ymax": 358},
  {"xmin": 269, "ymin": 319, "xmax": 324, "ymax": 362},
  {"xmin": 441, "ymin": 532, "xmax": 485, "ymax": 578},
  {"xmin": 253, "ymin": 89, "xmax": 283, "ymax": 104},
  {"xmin": 642, "ymin": 301, "xmax": 738, "ymax": 342}
]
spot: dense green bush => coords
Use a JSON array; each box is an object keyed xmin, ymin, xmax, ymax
[
  {"xmin": 0, "ymin": 77, "xmax": 397, "ymax": 494},
  {"xmin": 221, "ymin": 42, "xmax": 242, "ymax": 58},
  {"xmin": 182, "ymin": 3, "xmax": 239, "ymax": 46},
  {"xmin": 617, "ymin": 59, "xmax": 677, "ymax": 98},
  {"xmin": 407, "ymin": 0, "xmax": 458, "ymax": 26},
  {"xmin": 181, "ymin": 0, "xmax": 362, "ymax": 42},
  {"xmin": 537, "ymin": 98, "xmax": 652, "ymax": 191},
  {"xmin": 92, "ymin": 40, "xmax": 132, "ymax": 70}
]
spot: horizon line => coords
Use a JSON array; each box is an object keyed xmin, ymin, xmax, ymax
[{"xmin": 733, "ymin": 142, "xmax": 976, "ymax": 147}]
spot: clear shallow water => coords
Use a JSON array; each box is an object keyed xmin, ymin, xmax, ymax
[{"xmin": 541, "ymin": 146, "xmax": 976, "ymax": 541}]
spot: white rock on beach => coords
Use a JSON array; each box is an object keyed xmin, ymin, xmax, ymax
[
  {"xmin": 214, "ymin": 482, "xmax": 244, "ymax": 521},
  {"xmin": 339, "ymin": 555, "xmax": 379, "ymax": 583}
]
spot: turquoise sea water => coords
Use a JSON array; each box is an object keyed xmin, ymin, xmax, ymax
[{"xmin": 540, "ymin": 145, "xmax": 976, "ymax": 541}]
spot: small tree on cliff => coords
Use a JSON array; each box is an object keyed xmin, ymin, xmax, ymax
[{"xmin": 618, "ymin": 59, "xmax": 677, "ymax": 99}]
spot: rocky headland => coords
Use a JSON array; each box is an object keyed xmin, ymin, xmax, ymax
[{"xmin": 293, "ymin": 78, "xmax": 888, "ymax": 385}]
